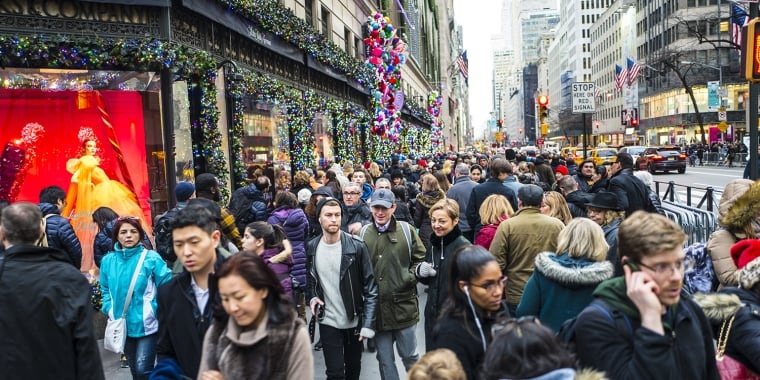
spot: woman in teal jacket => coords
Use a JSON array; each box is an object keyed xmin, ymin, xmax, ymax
[{"xmin": 100, "ymin": 217, "xmax": 172, "ymax": 380}]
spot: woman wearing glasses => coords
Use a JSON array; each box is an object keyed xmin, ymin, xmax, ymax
[
  {"xmin": 516, "ymin": 218, "xmax": 613, "ymax": 332},
  {"xmin": 429, "ymin": 245, "xmax": 509, "ymax": 380},
  {"xmin": 99, "ymin": 217, "xmax": 172, "ymax": 379}
]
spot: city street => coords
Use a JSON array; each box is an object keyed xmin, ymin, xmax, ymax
[
  {"xmin": 100, "ymin": 284, "xmax": 429, "ymax": 379},
  {"xmin": 647, "ymin": 163, "xmax": 747, "ymax": 207}
]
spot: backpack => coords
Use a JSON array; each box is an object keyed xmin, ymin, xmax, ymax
[
  {"xmin": 557, "ymin": 299, "xmax": 632, "ymax": 353},
  {"xmin": 359, "ymin": 221, "xmax": 413, "ymax": 260},
  {"xmin": 153, "ymin": 208, "xmax": 180, "ymax": 264},
  {"xmin": 36, "ymin": 215, "xmax": 55, "ymax": 247},
  {"xmin": 682, "ymin": 242, "xmax": 718, "ymax": 294},
  {"xmin": 228, "ymin": 191, "xmax": 266, "ymax": 232}
]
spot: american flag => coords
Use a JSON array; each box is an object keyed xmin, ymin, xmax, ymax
[
  {"xmin": 615, "ymin": 64, "xmax": 628, "ymax": 91},
  {"xmin": 627, "ymin": 58, "xmax": 640, "ymax": 87},
  {"xmin": 594, "ymin": 85, "xmax": 601, "ymax": 99},
  {"xmin": 732, "ymin": 3, "xmax": 749, "ymax": 49},
  {"xmin": 456, "ymin": 51, "xmax": 469, "ymax": 86}
]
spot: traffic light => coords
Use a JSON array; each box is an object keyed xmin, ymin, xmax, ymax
[
  {"xmin": 497, "ymin": 119, "xmax": 503, "ymax": 129},
  {"xmin": 537, "ymin": 95, "xmax": 549, "ymax": 137},
  {"xmin": 743, "ymin": 18, "xmax": 760, "ymax": 82},
  {"xmin": 630, "ymin": 108, "xmax": 639, "ymax": 127}
]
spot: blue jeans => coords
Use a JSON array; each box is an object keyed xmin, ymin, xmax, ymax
[
  {"xmin": 375, "ymin": 324, "xmax": 420, "ymax": 380},
  {"xmin": 124, "ymin": 333, "xmax": 158, "ymax": 380}
]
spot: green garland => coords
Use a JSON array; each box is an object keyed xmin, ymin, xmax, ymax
[{"xmin": 221, "ymin": 0, "xmax": 374, "ymax": 85}]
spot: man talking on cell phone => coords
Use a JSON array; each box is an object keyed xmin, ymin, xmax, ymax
[
  {"xmin": 572, "ymin": 211, "xmax": 719, "ymax": 380},
  {"xmin": 306, "ymin": 197, "xmax": 378, "ymax": 380}
]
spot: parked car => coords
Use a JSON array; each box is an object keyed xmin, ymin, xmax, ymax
[
  {"xmin": 590, "ymin": 148, "xmax": 618, "ymax": 167},
  {"xmin": 618, "ymin": 145, "xmax": 647, "ymax": 166},
  {"xmin": 635, "ymin": 146, "xmax": 687, "ymax": 174}
]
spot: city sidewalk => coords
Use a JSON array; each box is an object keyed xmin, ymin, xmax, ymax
[{"xmin": 100, "ymin": 284, "xmax": 429, "ymax": 379}]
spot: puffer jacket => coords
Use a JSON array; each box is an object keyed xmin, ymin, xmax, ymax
[
  {"xmin": 100, "ymin": 243, "xmax": 172, "ymax": 337},
  {"xmin": 94, "ymin": 219, "xmax": 153, "ymax": 268},
  {"xmin": 305, "ymin": 231, "xmax": 378, "ymax": 332},
  {"xmin": 261, "ymin": 247, "xmax": 294, "ymax": 298},
  {"xmin": 707, "ymin": 179, "xmax": 760, "ymax": 287},
  {"xmin": 516, "ymin": 252, "xmax": 614, "ymax": 332},
  {"xmin": 693, "ymin": 289, "xmax": 760, "ymax": 375},
  {"xmin": 38, "ymin": 202, "xmax": 82, "ymax": 268},
  {"xmin": 268, "ymin": 207, "xmax": 309, "ymax": 289}
]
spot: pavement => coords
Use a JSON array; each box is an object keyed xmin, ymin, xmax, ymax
[{"xmin": 101, "ymin": 284, "xmax": 429, "ymax": 379}]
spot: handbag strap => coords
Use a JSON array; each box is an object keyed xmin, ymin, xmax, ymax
[
  {"xmin": 120, "ymin": 249, "xmax": 148, "ymax": 319},
  {"xmin": 716, "ymin": 313, "xmax": 736, "ymax": 359}
]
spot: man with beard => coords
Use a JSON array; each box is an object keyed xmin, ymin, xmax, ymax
[
  {"xmin": 573, "ymin": 159, "xmax": 595, "ymax": 193},
  {"xmin": 307, "ymin": 198, "xmax": 378, "ymax": 380},
  {"xmin": 341, "ymin": 182, "xmax": 373, "ymax": 235},
  {"xmin": 573, "ymin": 211, "xmax": 719, "ymax": 379}
]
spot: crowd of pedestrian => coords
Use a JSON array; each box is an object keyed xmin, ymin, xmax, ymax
[{"xmin": 1, "ymin": 147, "xmax": 759, "ymax": 380}]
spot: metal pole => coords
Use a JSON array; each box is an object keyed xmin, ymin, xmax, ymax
[
  {"xmin": 159, "ymin": 7, "xmax": 177, "ymax": 208},
  {"xmin": 583, "ymin": 113, "xmax": 588, "ymax": 159},
  {"xmin": 751, "ymin": 5, "xmax": 759, "ymax": 180}
]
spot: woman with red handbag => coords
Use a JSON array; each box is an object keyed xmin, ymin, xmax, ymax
[{"xmin": 693, "ymin": 239, "xmax": 760, "ymax": 380}]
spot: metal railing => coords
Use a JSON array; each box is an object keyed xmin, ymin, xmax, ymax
[{"xmin": 654, "ymin": 181, "xmax": 719, "ymax": 212}]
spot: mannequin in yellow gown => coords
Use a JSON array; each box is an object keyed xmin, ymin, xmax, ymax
[{"xmin": 63, "ymin": 139, "xmax": 146, "ymax": 271}]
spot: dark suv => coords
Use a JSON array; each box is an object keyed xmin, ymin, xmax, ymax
[{"xmin": 635, "ymin": 146, "xmax": 687, "ymax": 174}]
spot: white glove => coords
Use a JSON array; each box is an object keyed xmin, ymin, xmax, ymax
[
  {"xmin": 359, "ymin": 327, "xmax": 375, "ymax": 340},
  {"xmin": 416, "ymin": 262, "xmax": 437, "ymax": 278}
]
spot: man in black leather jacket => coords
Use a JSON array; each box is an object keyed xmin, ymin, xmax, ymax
[
  {"xmin": 607, "ymin": 153, "xmax": 652, "ymax": 217},
  {"xmin": 307, "ymin": 197, "xmax": 378, "ymax": 380}
]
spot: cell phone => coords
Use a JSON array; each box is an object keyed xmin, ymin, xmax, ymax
[
  {"xmin": 622, "ymin": 258, "xmax": 640, "ymax": 272},
  {"xmin": 315, "ymin": 304, "xmax": 325, "ymax": 322}
]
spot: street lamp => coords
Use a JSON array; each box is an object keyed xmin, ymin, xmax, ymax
[{"xmin": 681, "ymin": 60, "xmax": 723, "ymax": 106}]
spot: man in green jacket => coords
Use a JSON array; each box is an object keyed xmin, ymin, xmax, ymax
[{"xmin": 360, "ymin": 189, "xmax": 426, "ymax": 380}]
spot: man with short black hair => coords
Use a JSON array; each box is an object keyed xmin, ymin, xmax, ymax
[
  {"xmin": 38, "ymin": 185, "xmax": 82, "ymax": 268},
  {"xmin": 489, "ymin": 184, "xmax": 564, "ymax": 314},
  {"xmin": 155, "ymin": 205, "xmax": 230, "ymax": 378},
  {"xmin": 557, "ymin": 176, "xmax": 592, "ymax": 218},
  {"xmin": 574, "ymin": 159, "xmax": 595, "ymax": 193},
  {"xmin": 574, "ymin": 211, "xmax": 719, "ymax": 379},
  {"xmin": 195, "ymin": 173, "xmax": 243, "ymax": 249},
  {"xmin": 307, "ymin": 197, "xmax": 378, "ymax": 380},
  {"xmin": 0, "ymin": 202, "xmax": 104, "ymax": 379},
  {"xmin": 607, "ymin": 153, "xmax": 652, "ymax": 217},
  {"xmin": 466, "ymin": 158, "xmax": 519, "ymax": 237}
]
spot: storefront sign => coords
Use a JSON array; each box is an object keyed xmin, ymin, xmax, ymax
[
  {"xmin": 182, "ymin": 0, "xmax": 305, "ymax": 64},
  {"xmin": 0, "ymin": 0, "xmax": 153, "ymax": 23}
]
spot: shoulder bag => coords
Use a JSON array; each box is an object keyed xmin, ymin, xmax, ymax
[
  {"xmin": 104, "ymin": 249, "xmax": 148, "ymax": 353},
  {"xmin": 715, "ymin": 313, "xmax": 760, "ymax": 380}
]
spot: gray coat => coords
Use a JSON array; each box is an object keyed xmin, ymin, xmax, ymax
[{"xmin": 447, "ymin": 176, "xmax": 478, "ymax": 233}]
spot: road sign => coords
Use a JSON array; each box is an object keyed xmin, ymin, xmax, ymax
[
  {"xmin": 718, "ymin": 110, "xmax": 727, "ymax": 121},
  {"xmin": 572, "ymin": 82, "xmax": 596, "ymax": 113},
  {"xmin": 537, "ymin": 137, "xmax": 545, "ymax": 147}
]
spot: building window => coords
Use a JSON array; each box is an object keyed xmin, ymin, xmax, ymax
[
  {"xmin": 305, "ymin": 0, "xmax": 313, "ymax": 27},
  {"xmin": 354, "ymin": 36, "xmax": 363, "ymax": 60},
  {"xmin": 321, "ymin": 6, "xmax": 331, "ymax": 37}
]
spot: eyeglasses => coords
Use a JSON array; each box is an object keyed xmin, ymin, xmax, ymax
[
  {"xmin": 491, "ymin": 315, "xmax": 541, "ymax": 336},
  {"xmin": 469, "ymin": 276, "xmax": 507, "ymax": 293},
  {"xmin": 343, "ymin": 192, "xmax": 360, "ymax": 196},
  {"xmin": 637, "ymin": 259, "xmax": 694, "ymax": 276}
]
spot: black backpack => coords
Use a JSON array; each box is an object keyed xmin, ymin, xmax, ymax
[
  {"xmin": 153, "ymin": 208, "xmax": 180, "ymax": 265},
  {"xmin": 229, "ymin": 191, "xmax": 267, "ymax": 232},
  {"xmin": 557, "ymin": 299, "xmax": 632, "ymax": 353}
]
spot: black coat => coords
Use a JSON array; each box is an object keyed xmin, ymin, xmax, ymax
[
  {"xmin": 564, "ymin": 190, "xmax": 593, "ymax": 218},
  {"xmin": 431, "ymin": 302, "xmax": 509, "ymax": 380},
  {"xmin": 575, "ymin": 280, "xmax": 719, "ymax": 380},
  {"xmin": 607, "ymin": 168, "xmax": 652, "ymax": 216},
  {"xmin": 0, "ymin": 244, "xmax": 104, "ymax": 380},
  {"xmin": 39, "ymin": 202, "xmax": 82, "ymax": 268},
  {"xmin": 306, "ymin": 231, "xmax": 378, "ymax": 331},
  {"xmin": 155, "ymin": 252, "xmax": 227, "ymax": 378},
  {"xmin": 718, "ymin": 287, "xmax": 760, "ymax": 374},
  {"xmin": 466, "ymin": 178, "xmax": 518, "ymax": 236}
]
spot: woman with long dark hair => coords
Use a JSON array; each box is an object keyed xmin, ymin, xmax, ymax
[
  {"xmin": 430, "ymin": 245, "xmax": 509, "ymax": 380},
  {"xmin": 241, "ymin": 222, "xmax": 294, "ymax": 298},
  {"xmin": 198, "ymin": 253, "xmax": 313, "ymax": 379}
]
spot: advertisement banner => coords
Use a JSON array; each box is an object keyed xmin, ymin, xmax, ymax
[{"xmin": 707, "ymin": 81, "xmax": 720, "ymax": 111}]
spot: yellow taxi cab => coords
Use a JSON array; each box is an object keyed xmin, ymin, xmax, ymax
[
  {"xmin": 590, "ymin": 148, "xmax": 618, "ymax": 166},
  {"xmin": 571, "ymin": 149, "xmax": 594, "ymax": 165}
]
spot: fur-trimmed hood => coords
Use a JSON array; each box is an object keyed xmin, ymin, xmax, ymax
[
  {"xmin": 718, "ymin": 179, "xmax": 760, "ymax": 236},
  {"xmin": 691, "ymin": 293, "xmax": 743, "ymax": 322},
  {"xmin": 416, "ymin": 190, "xmax": 445, "ymax": 209},
  {"xmin": 534, "ymin": 252, "xmax": 615, "ymax": 289}
]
